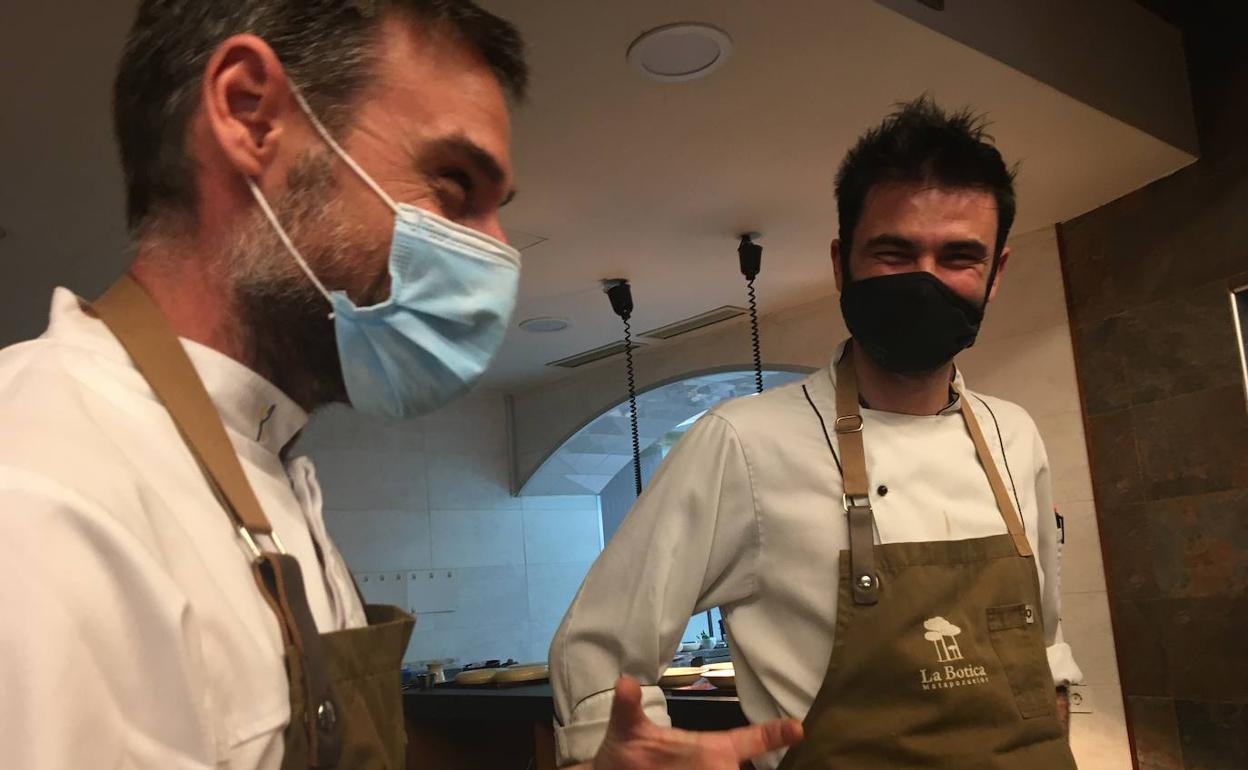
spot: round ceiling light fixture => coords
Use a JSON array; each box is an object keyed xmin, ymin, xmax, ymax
[
  {"xmin": 519, "ymin": 316, "xmax": 571, "ymax": 333},
  {"xmin": 627, "ymin": 23, "xmax": 732, "ymax": 83}
]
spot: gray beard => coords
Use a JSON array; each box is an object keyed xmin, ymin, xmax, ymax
[
  {"xmin": 225, "ymin": 152, "xmax": 381, "ymax": 412},
  {"xmin": 233, "ymin": 268, "xmax": 347, "ymax": 413}
]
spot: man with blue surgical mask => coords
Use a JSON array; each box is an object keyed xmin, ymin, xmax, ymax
[{"xmin": 0, "ymin": 2, "xmax": 799, "ymax": 769}]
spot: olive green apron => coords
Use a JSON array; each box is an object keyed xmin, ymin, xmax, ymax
[
  {"xmin": 778, "ymin": 346, "xmax": 1077, "ymax": 769},
  {"xmin": 93, "ymin": 276, "xmax": 415, "ymax": 769}
]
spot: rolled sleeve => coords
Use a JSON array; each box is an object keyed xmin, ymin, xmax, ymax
[
  {"xmin": 1031, "ymin": 429, "xmax": 1083, "ymax": 688},
  {"xmin": 554, "ymin": 686, "xmax": 671, "ymax": 764},
  {"xmin": 1047, "ymin": 624, "xmax": 1084, "ymax": 687}
]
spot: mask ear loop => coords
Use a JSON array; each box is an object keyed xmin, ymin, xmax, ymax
[
  {"xmin": 287, "ymin": 82, "xmax": 404, "ymax": 218},
  {"xmin": 242, "ymin": 79, "xmax": 411, "ymax": 320},
  {"xmin": 244, "ymin": 178, "xmax": 335, "ymax": 318}
]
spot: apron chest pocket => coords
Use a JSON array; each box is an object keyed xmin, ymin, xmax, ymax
[{"xmin": 986, "ymin": 603, "xmax": 1055, "ymax": 719}]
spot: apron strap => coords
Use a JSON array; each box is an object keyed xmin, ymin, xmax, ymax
[
  {"xmin": 833, "ymin": 347, "xmax": 880, "ymax": 605},
  {"xmin": 832, "ymin": 345, "xmax": 1034, "ymax": 604},
  {"xmin": 954, "ymin": 384, "xmax": 1033, "ymax": 558},
  {"xmin": 254, "ymin": 553, "xmax": 345, "ymax": 765},
  {"xmin": 93, "ymin": 276, "xmax": 273, "ymax": 536},
  {"xmin": 91, "ymin": 275, "xmax": 344, "ymax": 767}
]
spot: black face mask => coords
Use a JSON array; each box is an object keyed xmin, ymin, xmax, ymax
[{"xmin": 839, "ymin": 271, "xmax": 984, "ymax": 375}]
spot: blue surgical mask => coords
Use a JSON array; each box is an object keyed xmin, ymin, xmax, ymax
[{"xmin": 246, "ymin": 85, "xmax": 520, "ymax": 419}]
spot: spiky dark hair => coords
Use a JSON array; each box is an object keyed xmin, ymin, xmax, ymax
[{"xmin": 835, "ymin": 96, "xmax": 1017, "ymax": 260}]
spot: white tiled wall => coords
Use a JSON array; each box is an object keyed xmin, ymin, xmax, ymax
[
  {"xmin": 295, "ymin": 391, "xmax": 603, "ymax": 666},
  {"xmin": 430, "ymin": 509, "xmax": 526, "ymax": 569}
]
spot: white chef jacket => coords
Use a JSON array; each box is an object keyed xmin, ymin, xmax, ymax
[
  {"xmin": 550, "ymin": 342, "xmax": 1082, "ymax": 768},
  {"xmin": 0, "ymin": 289, "xmax": 368, "ymax": 770}
]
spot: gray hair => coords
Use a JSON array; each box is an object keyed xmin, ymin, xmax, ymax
[{"xmin": 113, "ymin": 0, "xmax": 527, "ymax": 236}]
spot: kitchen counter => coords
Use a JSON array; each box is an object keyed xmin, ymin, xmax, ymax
[
  {"xmin": 404, "ymin": 681, "xmax": 748, "ymax": 730},
  {"xmin": 402, "ymin": 682, "xmax": 748, "ymax": 769}
]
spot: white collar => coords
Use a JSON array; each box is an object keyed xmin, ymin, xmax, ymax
[
  {"xmin": 48, "ymin": 287, "xmax": 308, "ymax": 455},
  {"xmin": 824, "ymin": 338, "xmax": 965, "ymax": 417}
]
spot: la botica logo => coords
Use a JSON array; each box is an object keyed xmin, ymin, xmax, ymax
[
  {"xmin": 919, "ymin": 616, "xmax": 989, "ymax": 691},
  {"xmin": 924, "ymin": 616, "xmax": 964, "ymax": 662}
]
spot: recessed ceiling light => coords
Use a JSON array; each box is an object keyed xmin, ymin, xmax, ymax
[
  {"xmin": 627, "ymin": 23, "xmax": 732, "ymax": 83},
  {"xmin": 519, "ymin": 316, "xmax": 570, "ymax": 333}
]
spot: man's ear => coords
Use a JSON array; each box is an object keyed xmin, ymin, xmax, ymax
[
  {"xmin": 987, "ymin": 246, "xmax": 1010, "ymax": 303},
  {"xmin": 201, "ymin": 34, "xmax": 291, "ymax": 179},
  {"xmin": 831, "ymin": 239, "xmax": 844, "ymax": 292}
]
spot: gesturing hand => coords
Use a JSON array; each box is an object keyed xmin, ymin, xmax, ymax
[{"xmin": 585, "ymin": 676, "xmax": 803, "ymax": 770}]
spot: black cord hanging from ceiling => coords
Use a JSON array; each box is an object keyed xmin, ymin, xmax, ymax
[
  {"xmin": 603, "ymin": 279, "xmax": 642, "ymax": 498},
  {"xmin": 738, "ymin": 233, "xmax": 764, "ymax": 394}
]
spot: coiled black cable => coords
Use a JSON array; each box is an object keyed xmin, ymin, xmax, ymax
[
  {"xmin": 738, "ymin": 234, "xmax": 764, "ymax": 395},
  {"xmin": 746, "ymin": 278, "xmax": 763, "ymax": 394},
  {"xmin": 623, "ymin": 315, "xmax": 642, "ymax": 497},
  {"xmin": 603, "ymin": 279, "xmax": 642, "ymax": 498}
]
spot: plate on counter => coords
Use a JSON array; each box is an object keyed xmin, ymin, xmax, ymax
[
  {"xmin": 453, "ymin": 668, "xmax": 506, "ymax": 686},
  {"xmin": 703, "ymin": 669, "xmax": 736, "ymax": 690},
  {"xmin": 659, "ymin": 666, "xmax": 706, "ymax": 689},
  {"xmin": 452, "ymin": 663, "xmax": 549, "ymax": 687},
  {"xmin": 494, "ymin": 663, "xmax": 549, "ymax": 686}
]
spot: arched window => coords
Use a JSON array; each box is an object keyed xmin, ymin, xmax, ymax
[
  {"xmin": 519, "ymin": 367, "xmax": 810, "ymax": 500},
  {"xmin": 519, "ymin": 366, "xmax": 811, "ymax": 657}
]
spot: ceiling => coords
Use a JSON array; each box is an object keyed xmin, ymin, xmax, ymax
[{"xmin": 0, "ymin": 1, "xmax": 1194, "ymax": 391}]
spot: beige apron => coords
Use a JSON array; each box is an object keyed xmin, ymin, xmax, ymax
[
  {"xmin": 777, "ymin": 346, "xmax": 1077, "ymax": 769},
  {"xmin": 93, "ymin": 276, "xmax": 415, "ymax": 769}
]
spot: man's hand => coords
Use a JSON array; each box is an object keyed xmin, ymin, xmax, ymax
[{"xmin": 576, "ymin": 676, "xmax": 803, "ymax": 769}]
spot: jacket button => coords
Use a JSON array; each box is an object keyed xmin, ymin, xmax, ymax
[{"xmin": 316, "ymin": 700, "xmax": 337, "ymax": 732}]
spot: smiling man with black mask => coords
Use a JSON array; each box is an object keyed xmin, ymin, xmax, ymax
[
  {"xmin": 551, "ymin": 97, "xmax": 1082, "ymax": 770},
  {"xmin": 833, "ymin": 96, "xmax": 1008, "ymax": 408}
]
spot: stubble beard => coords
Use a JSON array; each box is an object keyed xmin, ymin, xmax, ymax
[{"xmin": 225, "ymin": 151, "xmax": 387, "ymax": 413}]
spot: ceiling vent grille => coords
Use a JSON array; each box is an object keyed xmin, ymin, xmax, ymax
[
  {"xmin": 546, "ymin": 339, "xmax": 647, "ymax": 369},
  {"xmin": 641, "ymin": 305, "xmax": 748, "ymax": 340}
]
